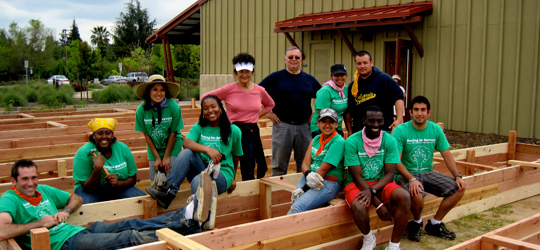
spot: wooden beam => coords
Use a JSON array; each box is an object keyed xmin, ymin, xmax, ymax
[
  {"xmin": 120, "ymin": 241, "xmax": 169, "ymax": 250},
  {"xmin": 143, "ymin": 200, "xmax": 158, "ymax": 219},
  {"xmin": 508, "ymin": 130, "xmax": 517, "ymax": 160},
  {"xmin": 156, "ymin": 228, "xmax": 211, "ymax": 250},
  {"xmin": 482, "ymin": 235, "xmax": 540, "ymax": 250},
  {"xmin": 402, "ymin": 23, "xmax": 424, "ymax": 57},
  {"xmin": 508, "ymin": 160, "xmax": 540, "ymax": 170},
  {"xmin": 259, "ymin": 182, "xmax": 272, "ymax": 219},
  {"xmin": 30, "ymin": 228, "xmax": 50, "ymax": 250},
  {"xmin": 56, "ymin": 160, "xmax": 67, "ymax": 177},
  {"xmin": 336, "ymin": 29, "xmax": 356, "ymax": 56},
  {"xmin": 46, "ymin": 121, "xmax": 68, "ymax": 128},
  {"xmin": 259, "ymin": 177, "xmax": 297, "ymax": 192},
  {"xmin": 283, "ymin": 32, "xmax": 299, "ymax": 48}
]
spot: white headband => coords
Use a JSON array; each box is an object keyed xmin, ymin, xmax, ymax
[{"xmin": 235, "ymin": 62, "xmax": 254, "ymax": 72}]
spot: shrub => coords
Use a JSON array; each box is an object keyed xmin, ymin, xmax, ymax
[
  {"xmin": 37, "ymin": 84, "xmax": 74, "ymax": 107},
  {"xmin": 92, "ymin": 84, "xmax": 136, "ymax": 103},
  {"xmin": 2, "ymin": 90, "xmax": 27, "ymax": 108},
  {"xmin": 11, "ymin": 85, "xmax": 38, "ymax": 102}
]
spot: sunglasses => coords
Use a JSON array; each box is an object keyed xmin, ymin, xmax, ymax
[{"xmin": 287, "ymin": 56, "xmax": 302, "ymax": 60}]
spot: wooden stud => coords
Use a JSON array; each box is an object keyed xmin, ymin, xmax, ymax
[
  {"xmin": 259, "ymin": 182, "xmax": 272, "ymax": 220},
  {"xmin": 120, "ymin": 241, "xmax": 169, "ymax": 250},
  {"xmin": 508, "ymin": 160, "xmax": 540, "ymax": 170},
  {"xmin": 191, "ymin": 98, "xmax": 197, "ymax": 108},
  {"xmin": 142, "ymin": 200, "xmax": 158, "ymax": 219},
  {"xmin": 508, "ymin": 130, "xmax": 517, "ymax": 161},
  {"xmin": 30, "ymin": 228, "xmax": 50, "ymax": 250},
  {"xmin": 11, "ymin": 139, "xmax": 19, "ymax": 148},
  {"xmin": 482, "ymin": 234, "xmax": 540, "ymax": 250},
  {"xmin": 56, "ymin": 160, "xmax": 67, "ymax": 177},
  {"xmin": 259, "ymin": 177, "xmax": 297, "ymax": 192}
]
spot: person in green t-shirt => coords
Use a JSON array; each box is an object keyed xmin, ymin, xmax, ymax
[
  {"xmin": 393, "ymin": 96, "xmax": 467, "ymax": 241},
  {"xmin": 310, "ymin": 63, "xmax": 349, "ymax": 138},
  {"xmin": 0, "ymin": 159, "xmax": 205, "ymax": 250},
  {"xmin": 73, "ymin": 118, "xmax": 145, "ymax": 204},
  {"xmin": 146, "ymin": 95, "xmax": 243, "ymax": 230},
  {"xmin": 288, "ymin": 108, "xmax": 345, "ymax": 214},
  {"xmin": 343, "ymin": 105, "xmax": 410, "ymax": 250},
  {"xmin": 135, "ymin": 74, "xmax": 184, "ymax": 181}
]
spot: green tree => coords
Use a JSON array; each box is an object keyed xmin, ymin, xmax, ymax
[
  {"xmin": 68, "ymin": 19, "xmax": 81, "ymax": 44},
  {"xmin": 123, "ymin": 47, "xmax": 152, "ymax": 73},
  {"xmin": 90, "ymin": 26, "xmax": 110, "ymax": 47},
  {"xmin": 173, "ymin": 44, "xmax": 200, "ymax": 79},
  {"xmin": 114, "ymin": 0, "xmax": 156, "ymax": 56}
]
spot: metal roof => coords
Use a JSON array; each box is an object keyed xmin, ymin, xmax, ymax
[
  {"xmin": 274, "ymin": 1, "xmax": 433, "ymax": 33},
  {"xmin": 145, "ymin": 0, "xmax": 208, "ymax": 45}
]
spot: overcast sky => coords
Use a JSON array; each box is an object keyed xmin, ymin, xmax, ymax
[{"xmin": 0, "ymin": 0, "xmax": 197, "ymax": 43}]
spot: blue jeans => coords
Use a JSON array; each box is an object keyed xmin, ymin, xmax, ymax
[
  {"xmin": 61, "ymin": 207, "xmax": 201, "ymax": 250},
  {"xmin": 149, "ymin": 156, "xmax": 177, "ymax": 181},
  {"xmin": 75, "ymin": 186, "xmax": 146, "ymax": 204},
  {"xmin": 167, "ymin": 149, "xmax": 228, "ymax": 196},
  {"xmin": 287, "ymin": 176, "xmax": 341, "ymax": 214},
  {"xmin": 271, "ymin": 122, "xmax": 312, "ymax": 176}
]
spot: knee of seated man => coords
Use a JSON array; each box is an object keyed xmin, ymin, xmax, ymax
[
  {"xmin": 351, "ymin": 200, "xmax": 369, "ymax": 216},
  {"xmin": 391, "ymin": 188, "xmax": 411, "ymax": 208}
]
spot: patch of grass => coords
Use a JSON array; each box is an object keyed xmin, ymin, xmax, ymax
[
  {"xmin": 88, "ymin": 83, "xmax": 103, "ymax": 90},
  {"xmin": 1, "ymin": 90, "xmax": 27, "ymax": 109},
  {"xmin": 37, "ymin": 84, "xmax": 74, "ymax": 107}
]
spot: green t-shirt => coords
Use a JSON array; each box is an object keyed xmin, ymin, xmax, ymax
[
  {"xmin": 135, "ymin": 99, "xmax": 184, "ymax": 161},
  {"xmin": 0, "ymin": 185, "xmax": 85, "ymax": 250},
  {"xmin": 344, "ymin": 131, "xmax": 400, "ymax": 183},
  {"xmin": 310, "ymin": 134, "xmax": 346, "ymax": 183},
  {"xmin": 393, "ymin": 120, "xmax": 450, "ymax": 177},
  {"xmin": 186, "ymin": 123, "xmax": 243, "ymax": 188},
  {"xmin": 73, "ymin": 141, "xmax": 138, "ymax": 190},
  {"xmin": 310, "ymin": 85, "xmax": 349, "ymax": 132}
]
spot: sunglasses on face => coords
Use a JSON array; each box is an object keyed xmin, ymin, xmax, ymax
[{"xmin": 287, "ymin": 56, "xmax": 301, "ymax": 60}]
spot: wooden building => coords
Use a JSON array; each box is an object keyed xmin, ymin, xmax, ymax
[{"xmin": 146, "ymin": 0, "xmax": 540, "ymax": 139}]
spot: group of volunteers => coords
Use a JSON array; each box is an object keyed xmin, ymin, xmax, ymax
[{"xmin": 0, "ymin": 46, "xmax": 466, "ymax": 250}]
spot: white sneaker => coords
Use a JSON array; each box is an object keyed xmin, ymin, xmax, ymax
[
  {"xmin": 202, "ymin": 180, "xmax": 218, "ymax": 230},
  {"xmin": 361, "ymin": 233, "xmax": 376, "ymax": 250},
  {"xmin": 385, "ymin": 247, "xmax": 401, "ymax": 250}
]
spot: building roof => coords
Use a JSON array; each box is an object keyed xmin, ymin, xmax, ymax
[
  {"xmin": 274, "ymin": 1, "xmax": 433, "ymax": 33},
  {"xmin": 145, "ymin": 0, "xmax": 208, "ymax": 44}
]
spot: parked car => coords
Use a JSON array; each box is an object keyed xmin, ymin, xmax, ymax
[
  {"xmin": 125, "ymin": 72, "xmax": 148, "ymax": 84},
  {"xmin": 47, "ymin": 75, "xmax": 70, "ymax": 85},
  {"xmin": 102, "ymin": 75, "xmax": 127, "ymax": 85}
]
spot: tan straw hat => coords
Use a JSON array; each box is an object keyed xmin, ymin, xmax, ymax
[{"xmin": 136, "ymin": 74, "xmax": 180, "ymax": 99}]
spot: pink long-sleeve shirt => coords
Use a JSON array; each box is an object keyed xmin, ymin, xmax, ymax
[{"xmin": 202, "ymin": 82, "xmax": 275, "ymax": 123}]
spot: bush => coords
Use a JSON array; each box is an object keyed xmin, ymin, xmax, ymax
[
  {"xmin": 2, "ymin": 90, "xmax": 27, "ymax": 110},
  {"xmin": 37, "ymin": 84, "xmax": 74, "ymax": 107},
  {"xmin": 10, "ymin": 85, "xmax": 38, "ymax": 102},
  {"xmin": 92, "ymin": 84, "xmax": 136, "ymax": 103}
]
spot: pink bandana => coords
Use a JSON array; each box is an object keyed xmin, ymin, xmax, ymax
[
  {"xmin": 362, "ymin": 127, "xmax": 383, "ymax": 158},
  {"xmin": 322, "ymin": 80, "xmax": 345, "ymax": 98}
]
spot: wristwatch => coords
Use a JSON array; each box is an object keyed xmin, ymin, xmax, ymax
[
  {"xmin": 370, "ymin": 187, "xmax": 377, "ymax": 195},
  {"xmin": 454, "ymin": 173, "xmax": 462, "ymax": 180}
]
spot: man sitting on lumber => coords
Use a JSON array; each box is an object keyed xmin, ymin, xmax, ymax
[
  {"xmin": 0, "ymin": 159, "xmax": 206, "ymax": 250},
  {"xmin": 393, "ymin": 96, "xmax": 467, "ymax": 241},
  {"xmin": 344, "ymin": 105, "xmax": 410, "ymax": 250}
]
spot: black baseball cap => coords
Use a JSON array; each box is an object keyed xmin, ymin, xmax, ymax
[{"xmin": 330, "ymin": 63, "xmax": 347, "ymax": 76}]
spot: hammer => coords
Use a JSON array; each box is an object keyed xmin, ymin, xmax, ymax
[{"xmin": 88, "ymin": 149, "xmax": 110, "ymax": 176}]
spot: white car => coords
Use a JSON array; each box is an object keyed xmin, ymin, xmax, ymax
[
  {"xmin": 47, "ymin": 75, "xmax": 70, "ymax": 85},
  {"xmin": 102, "ymin": 75, "xmax": 127, "ymax": 85}
]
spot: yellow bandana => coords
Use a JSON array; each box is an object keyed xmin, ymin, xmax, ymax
[
  {"xmin": 351, "ymin": 70, "xmax": 360, "ymax": 98},
  {"xmin": 87, "ymin": 118, "xmax": 118, "ymax": 132}
]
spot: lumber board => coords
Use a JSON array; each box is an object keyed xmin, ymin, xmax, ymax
[
  {"xmin": 30, "ymin": 228, "xmax": 50, "ymax": 250},
  {"xmin": 120, "ymin": 240, "xmax": 169, "ymax": 250},
  {"xmin": 259, "ymin": 182, "xmax": 272, "ymax": 219},
  {"xmin": 517, "ymin": 143, "xmax": 540, "ymax": 156},
  {"xmin": 443, "ymin": 143, "xmax": 508, "ymax": 161},
  {"xmin": 156, "ymin": 228, "xmax": 211, "ymax": 250},
  {"xmin": 482, "ymin": 235, "xmax": 540, "ymax": 250},
  {"xmin": 187, "ymin": 204, "xmax": 354, "ymax": 249},
  {"xmin": 0, "ymin": 239, "xmax": 22, "ymax": 250},
  {"xmin": 508, "ymin": 160, "xmax": 540, "ymax": 169},
  {"xmin": 523, "ymin": 231, "xmax": 540, "ymax": 245},
  {"xmin": 259, "ymin": 177, "xmax": 297, "ymax": 192},
  {"xmin": 507, "ymin": 130, "xmax": 517, "ymax": 160}
]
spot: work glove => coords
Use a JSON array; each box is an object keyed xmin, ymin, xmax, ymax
[
  {"xmin": 151, "ymin": 167, "xmax": 168, "ymax": 190},
  {"xmin": 205, "ymin": 160, "xmax": 221, "ymax": 179},
  {"xmin": 306, "ymin": 172, "xmax": 324, "ymax": 190},
  {"xmin": 291, "ymin": 188, "xmax": 304, "ymax": 203}
]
